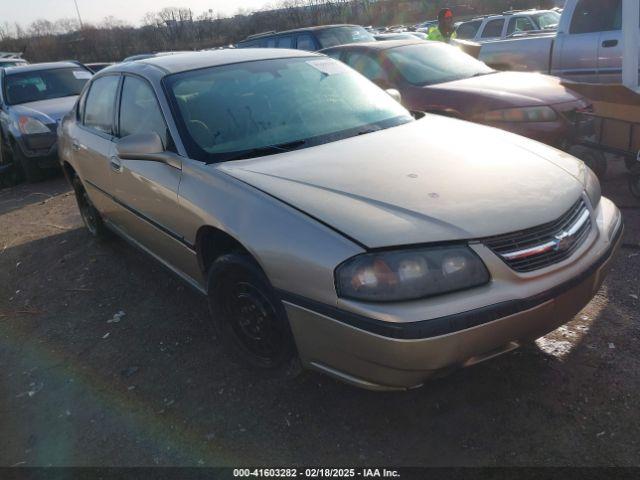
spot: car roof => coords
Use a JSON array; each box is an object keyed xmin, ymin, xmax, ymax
[
  {"xmin": 240, "ymin": 24, "xmax": 361, "ymax": 41},
  {"xmin": 3, "ymin": 61, "xmax": 82, "ymax": 75},
  {"xmin": 322, "ymin": 39, "xmax": 426, "ymax": 53},
  {"xmin": 121, "ymin": 49, "xmax": 323, "ymax": 75}
]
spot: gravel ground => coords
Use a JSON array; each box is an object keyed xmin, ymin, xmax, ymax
[{"xmin": 0, "ymin": 159, "xmax": 638, "ymax": 467}]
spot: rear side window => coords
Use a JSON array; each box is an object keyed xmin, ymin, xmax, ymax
[
  {"xmin": 481, "ymin": 19, "xmax": 505, "ymax": 38},
  {"xmin": 276, "ymin": 36, "xmax": 294, "ymax": 48},
  {"xmin": 344, "ymin": 52, "xmax": 387, "ymax": 84},
  {"xmin": 456, "ymin": 20, "xmax": 482, "ymax": 39},
  {"xmin": 506, "ymin": 17, "xmax": 536, "ymax": 36},
  {"xmin": 570, "ymin": 0, "xmax": 622, "ymax": 34},
  {"xmin": 83, "ymin": 75, "xmax": 119, "ymax": 134},
  {"xmin": 296, "ymin": 34, "xmax": 316, "ymax": 51},
  {"xmin": 119, "ymin": 76, "xmax": 168, "ymax": 148}
]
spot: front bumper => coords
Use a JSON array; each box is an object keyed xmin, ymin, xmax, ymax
[
  {"xmin": 284, "ymin": 199, "xmax": 623, "ymax": 391},
  {"xmin": 15, "ymin": 135, "xmax": 59, "ymax": 170}
]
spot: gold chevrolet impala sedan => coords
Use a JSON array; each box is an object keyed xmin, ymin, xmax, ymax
[{"xmin": 58, "ymin": 50, "xmax": 623, "ymax": 391}]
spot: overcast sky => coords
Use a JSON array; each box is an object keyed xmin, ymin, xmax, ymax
[{"xmin": 5, "ymin": 0, "xmax": 274, "ymax": 26}]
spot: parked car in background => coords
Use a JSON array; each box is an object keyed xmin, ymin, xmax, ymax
[
  {"xmin": 85, "ymin": 62, "xmax": 114, "ymax": 73},
  {"xmin": 59, "ymin": 49, "xmax": 622, "ymax": 391},
  {"xmin": 236, "ymin": 25, "xmax": 374, "ymax": 51},
  {"xmin": 0, "ymin": 53, "xmax": 28, "ymax": 69},
  {"xmin": 0, "ymin": 61, "xmax": 92, "ymax": 183},
  {"xmin": 374, "ymin": 32, "xmax": 427, "ymax": 41},
  {"xmin": 322, "ymin": 40, "xmax": 607, "ymax": 176},
  {"xmin": 456, "ymin": 9, "xmax": 561, "ymax": 41},
  {"xmin": 122, "ymin": 52, "xmax": 192, "ymax": 63},
  {"xmin": 414, "ymin": 20, "xmax": 438, "ymax": 33},
  {"xmin": 478, "ymin": 0, "xmax": 633, "ymax": 84}
]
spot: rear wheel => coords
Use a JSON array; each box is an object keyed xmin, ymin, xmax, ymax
[
  {"xmin": 207, "ymin": 253, "xmax": 300, "ymax": 376},
  {"xmin": 71, "ymin": 175, "xmax": 110, "ymax": 239}
]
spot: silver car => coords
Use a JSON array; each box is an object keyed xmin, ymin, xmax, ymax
[
  {"xmin": 0, "ymin": 61, "xmax": 92, "ymax": 183},
  {"xmin": 59, "ymin": 50, "xmax": 623, "ymax": 391}
]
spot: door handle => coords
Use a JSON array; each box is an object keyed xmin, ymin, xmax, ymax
[
  {"xmin": 602, "ymin": 39, "xmax": 618, "ymax": 48},
  {"xmin": 110, "ymin": 156, "xmax": 123, "ymax": 173}
]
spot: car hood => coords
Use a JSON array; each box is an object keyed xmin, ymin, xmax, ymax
[
  {"xmin": 426, "ymin": 72, "xmax": 582, "ymax": 110},
  {"xmin": 10, "ymin": 96, "xmax": 78, "ymax": 124},
  {"xmin": 218, "ymin": 116, "xmax": 587, "ymax": 249}
]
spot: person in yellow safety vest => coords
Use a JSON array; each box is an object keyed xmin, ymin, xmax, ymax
[{"xmin": 428, "ymin": 8, "xmax": 457, "ymax": 43}]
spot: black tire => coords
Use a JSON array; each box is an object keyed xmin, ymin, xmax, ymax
[
  {"xmin": 625, "ymin": 156, "xmax": 640, "ymax": 173},
  {"xmin": 630, "ymin": 174, "xmax": 640, "ymax": 199},
  {"xmin": 207, "ymin": 253, "xmax": 300, "ymax": 376},
  {"xmin": 71, "ymin": 175, "xmax": 110, "ymax": 239},
  {"xmin": 0, "ymin": 137, "xmax": 23, "ymax": 187},
  {"xmin": 12, "ymin": 146, "xmax": 43, "ymax": 183}
]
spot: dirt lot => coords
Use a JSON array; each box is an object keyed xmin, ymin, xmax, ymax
[{"xmin": 0, "ymin": 160, "xmax": 639, "ymax": 467}]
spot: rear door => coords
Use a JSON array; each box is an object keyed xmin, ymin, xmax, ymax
[
  {"xmin": 596, "ymin": 0, "xmax": 625, "ymax": 83},
  {"xmin": 480, "ymin": 19, "xmax": 506, "ymax": 40},
  {"xmin": 554, "ymin": 0, "xmax": 608, "ymax": 82},
  {"xmin": 71, "ymin": 74, "xmax": 121, "ymax": 217}
]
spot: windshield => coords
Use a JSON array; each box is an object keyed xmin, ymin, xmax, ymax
[
  {"xmin": 316, "ymin": 26, "xmax": 375, "ymax": 49},
  {"xmin": 4, "ymin": 67, "xmax": 91, "ymax": 105},
  {"xmin": 385, "ymin": 43, "xmax": 494, "ymax": 86},
  {"xmin": 165, "ymin": 57, "xmax": 412, "ymax": 163},
  {"xmin": 531, "ymin": 11, "xmax": 561, "ymax": 30}
]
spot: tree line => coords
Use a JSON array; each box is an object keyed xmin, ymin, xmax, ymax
[{"xmin": 0, "ymin": 0, "xmax": 553, "ymax": 63}]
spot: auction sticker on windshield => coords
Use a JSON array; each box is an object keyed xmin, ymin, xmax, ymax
[{"xmin": 307, "ymin": 59, "xmax": 348, "ymax": 76}]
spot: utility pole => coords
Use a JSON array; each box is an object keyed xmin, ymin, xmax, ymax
[{"xmin": 73, "ymin": 0, "xmax": 84, "ymax": 29}]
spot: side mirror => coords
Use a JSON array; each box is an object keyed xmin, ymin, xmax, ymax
[
  {"xmin": 386, "ymin": 88, "xmax": 402, "ymax": 104},
  {"xmin": 116, "ymin": 132, "xmax": 181, "ymax": 169}
]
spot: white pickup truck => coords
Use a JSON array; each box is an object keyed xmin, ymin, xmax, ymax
[{"xmin": 479, "ymin": 0, "xmax": 636, "ymax": 84}]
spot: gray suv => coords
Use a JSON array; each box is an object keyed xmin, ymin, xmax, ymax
[{"xmin": 0, "ymin": 62, "xmax": 92, "ymax": 183}]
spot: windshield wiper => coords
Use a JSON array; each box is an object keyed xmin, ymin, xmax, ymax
[
  {"xmin": 471, "ymin": 71, "xmax": 499, "ymax": 77},
  {"xmin": 357, "ymin": 128, "xmax": 382, "ymax": 136},
  {"xmin": 225, "ymin": 140, "xmax": 308, "ymax": 161}
]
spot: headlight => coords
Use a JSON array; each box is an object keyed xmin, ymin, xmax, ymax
[
  {"xmin": 584, "ymin": 166, "xmax": 601, "ymax": 208},
  {"xmin": 336, "ymin": 246, "xmax": 490, "ymax": 302},
  {"xmin": 18, "ymin": 116, "xmax": 51, "ymax": 135},
  {"xmin": 477, "ymin": 106, "xmax": 558, "ymax": 123}
]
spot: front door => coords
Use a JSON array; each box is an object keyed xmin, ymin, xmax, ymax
[{"xmin": 108, "ymin": 75, "xmax": 193, "ymax": 278}]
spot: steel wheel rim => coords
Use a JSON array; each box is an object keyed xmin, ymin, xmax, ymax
[
  {"xmin": 219, "ymin": 280, "xmax": 285, "ymax": 365},
  {"xmin": 78, "ymin": 187, "xmax": 98, "ymax": 235}
]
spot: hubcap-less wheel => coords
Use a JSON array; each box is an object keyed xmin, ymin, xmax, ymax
[
  {"xmin": 78, "ymin": 186, "xmax": 99, "ymax": 235},
  {"xmin": 218, "ymin": 280, "xmax": 286, "ymax": 367},
  {"xmin": 72, "ymin": 176, "xmax": 107, "ymax": 238},
  {"xmin": 207, "ymin": 254, "xmax": 298, "ymax": 373}
]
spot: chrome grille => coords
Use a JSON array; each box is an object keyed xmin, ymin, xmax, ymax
[{"xmin": 484, "ymin": 200, "xmax": 592, "ymax": 273}]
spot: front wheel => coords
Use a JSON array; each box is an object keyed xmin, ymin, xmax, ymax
[
  {"xmin": 12, "ymin": 147, "xmax": 43, "ymax": 183},
  {"xmin": 0, "ymin": 138, "xmax": 23, "ymax": 186},
  {"xmin": 71, "ymin": 176, "xmax": 110, "ymax": 239},
  {"xmin": 207, "ymin": 253, "xmax": 300, "ymax": 376}
]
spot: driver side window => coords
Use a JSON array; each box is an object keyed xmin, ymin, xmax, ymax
[
  {"xmin": 119, "ymin": 76, "xmax": 170, "ymax": 149},
  {"xmin": 344, "ymin": 52, "xmax": 388, "ymax": 86}
]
